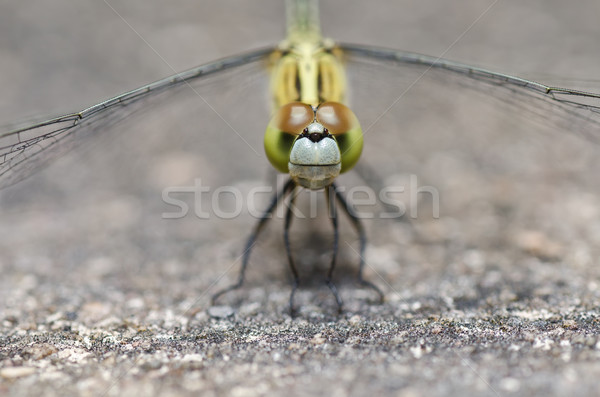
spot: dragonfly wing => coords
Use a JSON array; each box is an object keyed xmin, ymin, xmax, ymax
[
  {"xmin": 341, "ymin": 43, "xmax": 600, "ymax": 145},
  {"xmin": 335, "ymin": 43, "xmax": 600, "ymax": 268},
  {"xmin": 0, "ymin": 45, "xmax": 291, "ymax": 298},
  {"xmin": 0, "ymin": 47, "xmax": 273, "ymax": 190}
]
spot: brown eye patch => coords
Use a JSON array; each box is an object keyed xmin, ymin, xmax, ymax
[
  {"xmin": 315, "ymin": 102, "xmax": 356, "ymax": 135},
  {"xmin": 274, "ymin": 102, "xmax": 314, "ymax": 134}
]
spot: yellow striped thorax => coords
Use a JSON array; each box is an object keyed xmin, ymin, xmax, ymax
[{"xmin": 264, "ymin": 31, "xmax": 364, "ymax": 190}]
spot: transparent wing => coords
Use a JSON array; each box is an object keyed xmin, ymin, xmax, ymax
[
  {"xmin": 0, "ymin": 45, "xmax": 284, "ymax": 301},
  {"xmin": 341, "ymin": 43, "xmax": 600, "ymax": 145},
  {"xmin": 334, "ymin": 43, "xmax": 600, "ymax": 276},
  {"xmin": 0, "ymin": 47, "xmax": 273, "ymax": 190}
]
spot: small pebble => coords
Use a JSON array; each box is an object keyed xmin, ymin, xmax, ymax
[
  {"xmin": 207, "ymin": 305, "xmax": 235, "ymax": 319},
  {"xmin": 0, "ymin": 367, "xmax": 36, "ymax": 379},
  {"xmin": 311, "ymin": 334, "xmax": 326, "ymax": 345},
  {"xmin": 21, "ymin": 343, "xmax": 57, "ymax": 360}
]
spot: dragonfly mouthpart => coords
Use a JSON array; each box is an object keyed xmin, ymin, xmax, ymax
[{"xmin": 289, "ymin": 122, "xmax": 341, "ymax": 189}]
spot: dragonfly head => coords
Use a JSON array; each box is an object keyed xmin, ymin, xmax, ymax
[{"xmin": 264, "ymin": 101, "xmax": 363, "ymax": 190}]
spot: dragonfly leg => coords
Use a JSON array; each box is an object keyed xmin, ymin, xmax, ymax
[
  {"xmin": 332, "ymin": 182, "xmax": 384, "ymax": 304},
  {"xmin": 284, "ymin": 185, "xmax": 301, "ymax": 316},
  {"xmin": 326, "ymin": 185, "xmax": 343, "ymax": 313},
  {"xmin": 211, "ymin": 178, "xmax": 296, "ymax": 305}
]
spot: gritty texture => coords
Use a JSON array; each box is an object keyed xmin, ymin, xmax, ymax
[{"xmin": 1, "ymin": 1, "xmax": 600, "ymax": 397}]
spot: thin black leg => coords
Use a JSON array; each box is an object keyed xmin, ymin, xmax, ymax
[
  {"xmin": 325, "ymin": 185, "xmax": 343, "ymax": 312},
  {"xmin": 284, "ymin": 185, "xmax": 301, "ymax": 316},
  {"xmin": 211, "ymin": 178, "xmax": 296, "ymax": 305},
  {"xmin": 332, "ymin": 182, "xmax": 384, "ymax": 303}
]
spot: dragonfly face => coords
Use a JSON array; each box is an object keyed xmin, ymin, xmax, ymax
[{"xmin": 264, "ymin": 101, "xmax": 363, "ymax": 189}]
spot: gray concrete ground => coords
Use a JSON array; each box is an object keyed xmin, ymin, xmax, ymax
[{"xmin": 1, "ymin": 1, "xmax": 600, "ymax": 396}]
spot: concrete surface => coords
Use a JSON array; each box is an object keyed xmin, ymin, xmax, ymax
[{"xmin": 1, "ymin": 1, "xmax": 600, "ymax": 396}]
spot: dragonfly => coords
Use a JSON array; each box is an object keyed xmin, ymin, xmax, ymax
[{"xmin": 1, "ymin": 1, "xmax": 600, "ymax": 314}]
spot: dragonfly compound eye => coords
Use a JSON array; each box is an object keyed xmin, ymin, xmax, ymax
[
  {"xmin": 316, "ymin": 102, "xmax": 363, "ymax": 173},
  {"xmin": 264, "ymin": 102, "xmax": 314, "ymax": 173}
]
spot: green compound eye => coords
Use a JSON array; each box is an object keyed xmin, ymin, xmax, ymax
[
  {"xmin": 316, "ymin": 102, "xmax": 363, "ymax": 173},
  {"xmin": 264, "ymin": 101, "xmax": 363, "ymax": 174},
  {"xmin": 264, "ymin": 102, "xmax": 314, "ymax": 173}
]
